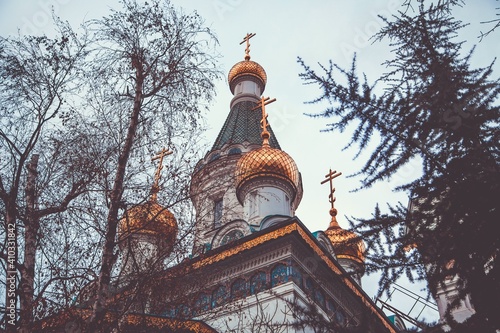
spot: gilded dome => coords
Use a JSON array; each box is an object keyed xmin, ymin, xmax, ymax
[
  {"xmin": 236, "ymin": 146, "xmax": 300, "ymax": 199},
  {"xmin": 228, "ymin": 60, "xmax": 267, "ymax": 94},
  {"xmin": 325, "ymin": 224, "xmax": 365, "ymax": 264},
  {"xmin": 118, "ymin": 201, "xmax": 177, "ymax": 244}
]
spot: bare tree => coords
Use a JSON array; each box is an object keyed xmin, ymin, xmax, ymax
[
  {"xmin": 0, "ymin": 18, "xmax": 95, "ymax": 332},
  {"xmin": 83, "ymin": 0, "xmax": 220, "ymax": 330}
]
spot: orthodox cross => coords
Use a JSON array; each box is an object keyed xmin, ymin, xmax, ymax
[
  {"xmin": 240, "ymin": 32, "xmax": 256, "ymax": 60},
  {"xmin": 151, "ymin": 147, "xmax": 173, "ymax": 201},
  {"xmin": 252, "ymin": 96, "xmax": 276, "ymax": 146},
  {"xmin": 320, "ymin": 169, "xmax": 342, "ymax": 217}
]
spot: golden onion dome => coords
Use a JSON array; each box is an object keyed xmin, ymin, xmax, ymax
[
  {"xmin": 325, "ymin": 210, "xmax": 365, "ymax": 264},
  {"xmin": 118, "ymin": 200, "xmax": 178, "ymax": 244},
  {"xmin": 236, "ymin": 145, "xmax": 300, "ymax": 201},
  {"xmin": 228, "ymin": 60, "xmax": 267, "ymax": 94}
]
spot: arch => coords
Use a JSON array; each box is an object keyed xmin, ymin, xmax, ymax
[
  {"xmin": 231, "ymin": 278, "xmax": 247, "ymax": 299},
  {"xmin": 314, "ymin": 289, "xmax": 325, "ymax": 308},
  {"xmin": 314, "ymin": 231, "xmax": 336, "ymax": 257},
  {"xmin": 250, "ymin": 271, "xmax": 267, "ymax": 295},
  {"xmin": 211, "ymin": 285, "xmax": 228, "ymax": 308},
  {"xmin": 220, "ymin": 229, "xmax": 244, "ymax": 246},
  {"xmin": 259, "ymin": 215, "xmax": 290, "ymax": 230},
  {"xmin": 211, "ymin": 220, "xmax": 251, "ymax": 249},
  {"xmin": 228, "ymin": 147, "xmax": 242, "ymax": 155},
  {"xmin": 271, "ymin": 263, "xmax": 289, "ymax": 287},
  {"xmin": 193, "ymin": 293, "xmax": 210, "ymax": 315},
  {"xmin": 208, "ymin": 152, "xmax": 220, "ymax": 162}
]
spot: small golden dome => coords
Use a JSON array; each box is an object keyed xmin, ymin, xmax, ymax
[
  {"xmin": 228, "ymin": 60, "xmax": 267, "ymax": 94},
  {"xmin": 236, "ymin": 146, "xmax": 300, "ymax": 198},
  {"xmin": 325, "ymin": 224, "xmax": 365, "ymax": 264},
  {"xmin": 118, "ymin": 201, "xmax": 178, "ymax": 244}
]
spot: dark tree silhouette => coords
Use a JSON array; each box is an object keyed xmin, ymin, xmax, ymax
[{"xmin": 299, "ymin": 1, "xmax": 499, "ymax": 332}]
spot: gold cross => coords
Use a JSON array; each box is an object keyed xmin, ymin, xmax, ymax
[
  {"xmin": 240, "ymin": 32, "xmax": 256, "ymax": 60},
  {"xmin": 321, "ymin": 169, "xmax": 342, "ymax": 211},
  {"xmin": 151, "ymin": 147, "xmax": 173, "ymax": 201},
  {"xmin": 252, "ymin": 96, "xmax": 276, "ymax": 146}
]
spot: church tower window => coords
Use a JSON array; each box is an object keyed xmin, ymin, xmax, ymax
[{"xmin": 214, "ymin": 198, "xmax": 223, "ymax": 227}]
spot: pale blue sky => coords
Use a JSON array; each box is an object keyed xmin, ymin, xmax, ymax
[{"xmin": 1, "ymin": 0, "xmax": 498, "ymax": 324}]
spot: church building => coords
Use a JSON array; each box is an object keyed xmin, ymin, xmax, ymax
[{"xmin": 40, "ymin": 34, "xmax": 400, "ymax": 333}]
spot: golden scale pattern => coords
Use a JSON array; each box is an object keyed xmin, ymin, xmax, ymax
[
  {"xmin": 228, "ymin": 60, "xmax": 267, "ymax": 87},
  {"xmin": 236, "ymin": 146, "xmax": 300, "ymax": 189},
  {"xmin": 325, "ymin": 227, "xmax": 366, "ymax": 264},
  {"xmin": 118, "ymin": 201, "xmax": 177, "ymax": 241}
]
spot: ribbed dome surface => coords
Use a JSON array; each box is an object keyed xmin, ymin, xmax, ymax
[
  {"xmin": 236, "ymin": 146, "xmax": 300, "ymax": 193},
  {"xmin": 118, "ymin": 201, "xmax": 177, "ymax": 244},
  {"xmin": 228, "ymin": 60, "xmax": 267, "ymax": 94},
  {"xmin": 325, "ymin": 226, "xmax": 365, "ymax": 264}
]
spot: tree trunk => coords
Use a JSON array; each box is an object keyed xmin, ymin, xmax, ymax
[
  {"xmin": 89, "ymin": 64, "xmax": 144, "ymax": 331},
  {"xmin": 18, "ymin": 154, "xmax": 39, "ymax": 333}
]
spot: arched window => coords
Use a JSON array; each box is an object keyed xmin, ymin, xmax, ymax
[
  {"xmin": 193, "ymin": 293, "xmax": 210, "ymax": 315},
  {"xmin": 327, "ymin": 298, "xmax": 337, "ymax": 314},
  {"xmin": 177, "ymin": 304, "xmax": 190, "ymax": 318},
  {"xmin": 304, "ymin": 277, "xmax": 314, "ymax": 294},
  {"xmin": 208, "ymin": 153, "xmax": 220, "ymax": 162},
  {"xmin": 228, "ymin": 147, "xmax": 242, "ymax": 155},
  {"xmin": 211, "ymin": 285, "xmax": 227, "ymax": 308},
  {"xmin": 250, "ymin": 271, "xmax": 267, "ymax": 295},
  {"xmin": 271, "ymin": 264, "xmax": 289, "ymax": 287},
  {"xmin": 213, "ymin": 198, "xmax": 223, "ymax": 227},
  {"xmin": 220, "ymin": 229, "xmax": 244, "ymax": 246},
  {"xmin": 231, "ymin": 278, "xmax": 247, "ymax": 299},
  {"xmin": 314, "ymin": 289, "xmax": 325, "ymax": 308},
  {"xmin": 335, "ymin": 308, "xmax": 347, "ymax": 326}
]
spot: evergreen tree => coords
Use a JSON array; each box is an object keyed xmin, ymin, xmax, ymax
[{"xmin": 299, "ymin": 1, "xmax": 499, "ymax": 332}]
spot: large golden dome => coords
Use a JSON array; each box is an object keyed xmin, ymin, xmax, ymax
[
  {"xmin": 118, "ymin": 201, "xmax": 177, "ymax": 244},
  {"xmin": 228, "ymin": 60, "xmax": 267, "ymax": 94},
  {"xmin": 325, "ymin": 220, "xmax": 365, "ymax": 264},
  {"xmin": 236, "ymin": 146, "xmax": 300, "ymax": 200}
]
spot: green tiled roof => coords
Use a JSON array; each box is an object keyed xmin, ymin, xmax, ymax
[{"xmin": 211, "ymin": 100, "xmax": 281, "ymax": 151}]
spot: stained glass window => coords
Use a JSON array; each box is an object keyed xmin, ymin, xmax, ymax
[
  {"xmin": 193, "ymin": 293, "xmax": 210, "ymax": 315},
  {"xmin": 231, "ymin": 278, "xmax": 247, "ymax": 299},
  {"xmin": 211, "ymin": 285, "xmax": 227, "ymax": 308},
  {"xmin": 220, "ymin": 229, "xmax": 244, "ymax": 246},
  {"xmin": 271, "ymin": 264, "xmax": 289, "ymax": 287},
  {"xmin": 250, "ymin": 271, "xmax": 267, "ymax": 295},
  {"xmin": 177, "ymin": 304, "xmax": 190, "ymax": 318}
]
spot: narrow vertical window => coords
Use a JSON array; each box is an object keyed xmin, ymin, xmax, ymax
[{"xmin": 214, "ymin": 198, "xmax": 223, "ymax": 227}]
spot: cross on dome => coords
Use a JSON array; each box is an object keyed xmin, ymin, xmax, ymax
[
  {"xmin": 321, "ymin": 169, "xmax": 342, "ymax": 224},
  {"xmin": 252, "ymin": 96, "xmax": 276, "ymax": 147},
  {"xmin": 151, "ymin": 147, "xmax": 173, "ymax": 201},
  {"xmin": 240, "ymin": 32, "xmax": 256, "ymax": 60}
]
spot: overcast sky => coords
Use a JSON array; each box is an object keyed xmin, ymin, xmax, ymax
[{"xmin": 1, "ymin": 0, "xmax": 498, "ymax": 325}]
